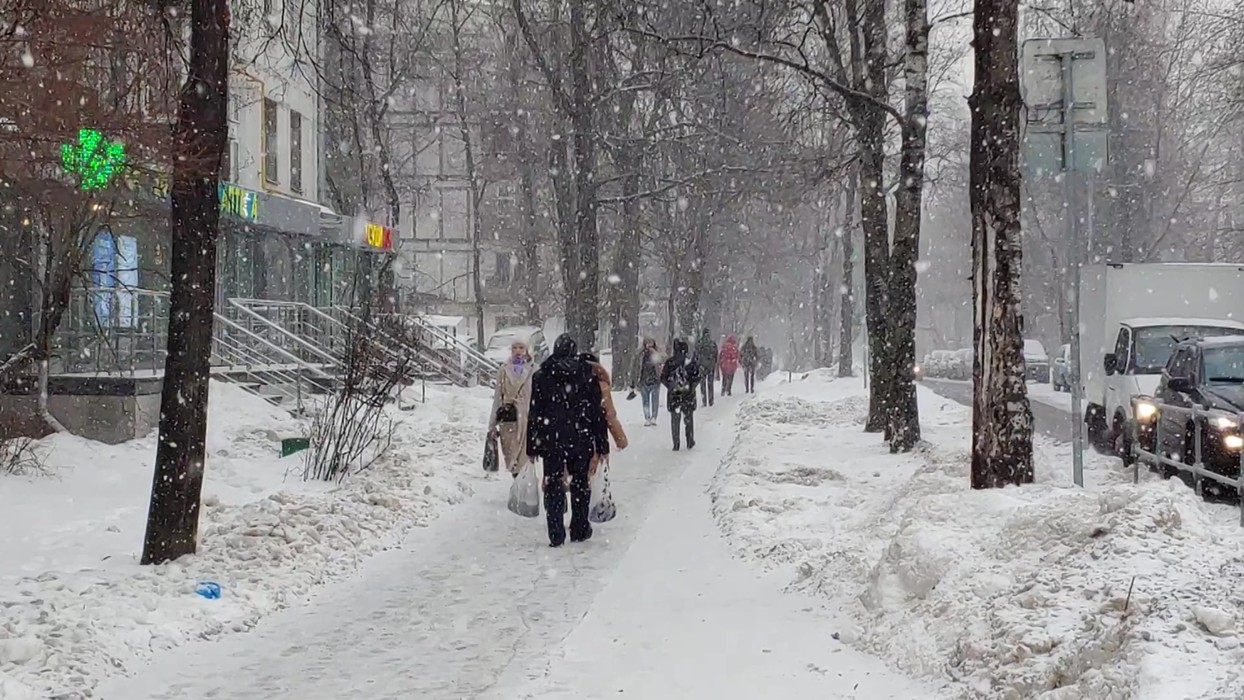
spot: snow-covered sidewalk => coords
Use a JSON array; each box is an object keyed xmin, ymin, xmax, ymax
[
  {"xmin": 92, "ymin": 385, "xmax": 928, "ymax": 700},
  {"xmin": 0, "ymin": 382, "xmax": 490, "ymax": 700},
  {"xmin": 711, "ymin": 370, "xmax": 1244, "ymax": 699}
]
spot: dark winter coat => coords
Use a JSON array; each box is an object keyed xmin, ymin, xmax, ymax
[
  {"xmin": 661, "ymin": 340, "xmax": 703, "ymax": 413},
  {"xmin": 695, "ymin": 332, "xmax": 719, "ymax": 373},
  {"xmin": 741, "ymin": 338, "xmax": 759, "ymax": 368},
  {"xmin": 632, "ymin": 346, "xmax": 663, "ymax": 388},
  {"xmin": 526, "ymin": 335, "xmax": 608, "ymax": 461}
]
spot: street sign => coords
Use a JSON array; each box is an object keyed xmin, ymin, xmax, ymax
[
  {"xmin": 1021, "ymin": 38, "xmax": 1108, "ymax": 177},
  {"xmin": 1020, "ymin": 37, "xmax": 1111, "ymax": 489}
]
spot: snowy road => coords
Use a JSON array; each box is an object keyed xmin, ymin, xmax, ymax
[{"xmin": 99, "ymin": 391, "xmax": 930, "ymax": 700}]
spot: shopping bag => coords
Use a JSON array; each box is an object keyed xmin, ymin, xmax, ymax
[
  {"xmin": 507, "ymin": 461, "xmax": 541, "ymax": 518},
  {"xmin": 483, "ymin": 432, "xmax": 499, "ymax": 472},
  {"xmin": 588, "ymin": 460, "xmax": 616, "ymax": 523}
]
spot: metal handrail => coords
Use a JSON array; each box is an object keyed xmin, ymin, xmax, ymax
[
  {"xmin": 327, "ymin": 305, "xmax": 474, "ymax": 386},
  {"xmin": 226, "ymin": 298, "xmax": 342, "ymax": 367},
  {"xmin": 213, "ymin": 312, "xmax": 337, "ymax": 380},
  {"xmin": 404, "ymin": 312, "xmax": 500, "ymax": 373},
  {"xmin": 211, "ymin": 333, "xmax": 307, "ymax": 409},
  {"xmin": 1130, "ymin": 395, "xmax": 1244, "ymax": 526}
]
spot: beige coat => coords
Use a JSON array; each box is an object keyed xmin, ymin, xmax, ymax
[{"xmin": 489, "ymin": 360, "xmax": 534, "ymax": 474}]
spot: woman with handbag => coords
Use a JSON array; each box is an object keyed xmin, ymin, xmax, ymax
[{"xmin": 489, "ymin": 340, "xmax": 535, "ymax": 476}]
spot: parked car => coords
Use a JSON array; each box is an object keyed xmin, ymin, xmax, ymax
[
  {"xmin": 485, "ymin": 326, "xmax": 548, "ymax": 364},
  {"xmin": 1024, "ymin": 339, "xmax": 1050, "ymax": 383},
  {"xmin": 1142, "ymin": 336, "xmax": 1244, "ymax": 498},
  {"xmin": 1051, "ymin": 343, "xmax": 1072, "ymax": 392},
  {"xmin": 948, "ymin": 348, "xmax": 973, "ymax": 380}
]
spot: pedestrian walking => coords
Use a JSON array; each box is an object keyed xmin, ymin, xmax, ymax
[
  {"xmin": 631, "ymin": 337, "xmax": 664, "ymax": 426},
  {"xmin": 759, "ymin": 347, "xmax": 774, "ymax": 379},
  {"xmin": 661, "ymin": 338, "xmax": 703, "ymax": 451},
  {"xmin": 695, "ymin": 328, "xmax": 719, "ymax": 407},
  {"xmin": 741, "ymin": 336, "xmax": 760, "ymax": 394},
  {"xmin": 526, "ymin": 334, "xmax": 608, "ymax": 547},
  {"xmin": 718, "ymin": 335, "xmax": 740, "ymax": 396},
  {"xmin": 488, "ymin": 340, "xmax": 534, "ymax": 476},
  {"xmin": 584, "ymin": 352, "xmax": 629, "ymax": 454}
]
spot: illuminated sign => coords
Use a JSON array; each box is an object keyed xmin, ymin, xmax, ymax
[
  {"xmin": 61, "ymin": 129, "xmax": 126, "ymax": 190},
  {"xmin": 364, "ymin": 222, "xmax": 394, "ymax": 250},
  {"xmin": 219, "ymin": 183, "xmax": 258, "ymax": 221}
]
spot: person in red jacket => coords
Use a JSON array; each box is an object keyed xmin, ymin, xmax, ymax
[{"xmin": 718, "ymin": 336, "xmax": 741, "ymax": 396}]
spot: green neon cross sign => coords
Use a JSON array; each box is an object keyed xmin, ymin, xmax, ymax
[{"xmin": 61, "ymin": 129, "xmax": 126, "ymax": 190}]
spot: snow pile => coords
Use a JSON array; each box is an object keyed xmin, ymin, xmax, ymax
[
  {"xmin": 0, "ymin": 381, "xmax": 492, "ymax": 700},
  {"xmin": 711, "ymin": 374, "xmax": 1244, "ymax": 700}
]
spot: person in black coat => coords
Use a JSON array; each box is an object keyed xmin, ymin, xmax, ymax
[
  {"xmin": 660, "ymin": 338, "xmax": 703, "ymax": 451},
  {"xmin": 526, "ymin": 334, "xmax": 608, "ymax": 547}
]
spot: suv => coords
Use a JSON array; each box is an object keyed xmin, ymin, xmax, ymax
[
  {"xmin": 1144, "ymin": 336, "xmax": 1244, "ymax": 496},
  {"xmin": 1024, "ymin": 339, "xmax": 1050, "ymax": 383}
]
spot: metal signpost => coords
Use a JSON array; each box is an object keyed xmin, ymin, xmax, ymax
[{"xmin": 1021, "ymin": 38, "xmax": 1108, "ymax": 487}]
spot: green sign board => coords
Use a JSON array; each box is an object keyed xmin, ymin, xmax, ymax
[
  {"xmin": 219, "ymin": 183, "xmax": 258, "ymax": 221},
  {"xmin": 61, "ymin": 129, "xmax": 126, "ymax": 190}
]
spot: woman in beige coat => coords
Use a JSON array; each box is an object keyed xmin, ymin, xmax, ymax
[{"xmin": 489, "ymin": 340, "xmax": 535, "ymax": 476}]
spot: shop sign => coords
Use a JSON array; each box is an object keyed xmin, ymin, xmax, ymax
[
  {"xmin": 364, "ymin": 222, "xmax": 395, "ymax": 251},
  {"xmin": 219, "ymin": 183, "xmax": 258, "ymax": 221}
]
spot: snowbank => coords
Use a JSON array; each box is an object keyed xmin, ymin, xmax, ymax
[
  {"xmin": 0, "ymin": 381, "xmax": 493, "ymax": 699},
  {"xmin": 711, "ymin": 369, "xmax": 1244, "ymax": 700}
]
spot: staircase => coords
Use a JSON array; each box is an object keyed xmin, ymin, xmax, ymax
[{"xmin": 217, "ymin": 299, "xmax": 500, "ymax": 403}]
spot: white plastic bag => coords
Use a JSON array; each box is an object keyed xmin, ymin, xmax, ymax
[
  {"xmin": 588, "ymin": 460, "xmax": 616, "ymax": 523},
  {"xmin": 508, "ymin": 461, "xmax": 541, "ymax": 518}
]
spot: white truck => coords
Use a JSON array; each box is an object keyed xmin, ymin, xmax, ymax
[{"xmin": 1079, "ymin": 263, "xmax": 1244, "ymax": 456}]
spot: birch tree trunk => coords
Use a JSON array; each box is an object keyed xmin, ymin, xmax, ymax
[
  {"xmin": 969, "ymin": 0, "xmax": 1034, "ymax": 488},
  {"xmin": 141, "ymin": 0, "xmax": 229, "ymax": 564},
  {"xmin": 886, "ymin": 0, "xmax": 930, "ymax": 452},
  {"xmin": 838, "ymin": 166, "xmax": 857, "ymax": 377}
]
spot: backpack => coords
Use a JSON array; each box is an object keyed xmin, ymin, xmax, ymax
[{"xmin": 669, "ymin": 362, "xmax": 690, "ymax": 393}]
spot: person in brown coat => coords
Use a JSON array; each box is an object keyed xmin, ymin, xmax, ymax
[
  {"xmin": 584, "ymin": 353, "xmax": 628, "ymax": 474},
  {"xmin": 488, "ymin": 340, "xmax": 535, "ymax": 476}
]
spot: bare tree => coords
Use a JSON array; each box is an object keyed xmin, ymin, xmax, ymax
[
  {"xmin": 969, "ymin": 0, "xmax": 1033, "ymax": 488},
  {"xmin": 141, "ymin": 0, "xmax": 230, "ymax": 564}
]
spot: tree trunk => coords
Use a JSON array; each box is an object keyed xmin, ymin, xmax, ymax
[
  {"xmin": 609, "ymin": 166, "xmax": 641, "ymax": 387},
  {"xmin": 838, "ymin": 167, "xmax": 857, "ymax": 377},
  {"xmin": 518, "ymin": 151, "xmax": 541, "ymax": 325},
  {"xmin": 141, "ymin": 0, "xmax": 229, "ymax": 564},
  {"xmin": 969, "ymin": 0, "xmax": 1033, "ymax": 488},
  {"xmin": 885, "ymin": 0, "xmax": 930, "ymax": 452},
  {"xmin": 567, "ymin": 0, "xmax": 599, "ymax": 351},
  {"xmin": 858, "ymin": 114, "xmax": 891, "ymax": 433}
]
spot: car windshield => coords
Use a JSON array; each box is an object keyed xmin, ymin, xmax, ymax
[
  {"xmin": 1134, "ymin": 326, "xmax": 1244, "ymax": 373},
  {"xmin": 1023, "ymin": 340, "xmax": 1045, "ymax": 357},
  {"xmin": 1203, "ymin": 346, "xmax": 1244, "ymax": 384}
]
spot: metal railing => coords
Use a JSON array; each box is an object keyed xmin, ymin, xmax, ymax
[
  {"xmin": 210, "ymin": 312, "xmax": 339, "ymax": 412},
  {"xmin": 404, "ymin": 313, "xmax": 500, "ymax": 383},
  {"xmin": 53, "ymin": 286, "xmax": 169, "ymax": 376},
  {"xmin": 1130, "ymin": 395, "xmax": 1244, "ymax": 525}
]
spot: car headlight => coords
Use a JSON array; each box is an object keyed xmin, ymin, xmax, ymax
[
  {"xmin": 1135, "ymin": 401, "xmax": 1158, "ymax": 421},
  {"xmin": 1224, "ymin": 434, "xmax": 1244, "ymax": 450},
  {"xmin": 913, "ymin": 365, "xmax": 922, "ymax": 376},
  {"xmin": 1215, "ymin": 416, "xmax": 1239, "ymax": 430}
]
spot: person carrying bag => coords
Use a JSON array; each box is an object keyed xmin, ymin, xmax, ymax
[{"xmin": 488, "ymin": 339, "xmax": 535, "ymax": 477}]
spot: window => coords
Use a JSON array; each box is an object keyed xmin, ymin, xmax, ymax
[
  {"xmin": 1135, "ymin": 326, "xmax": 1244, "ymax": 374},
  {"xmin": 1113, "ymin": 328, "xmax": 1131, "ymax": 373},
  {"xmin": 290, "ymin": 110, "xmax": 303, "ymax": 193},
  {"xmin": 263, "ymin": 98, "xmax": 279, "ymax": 184}
]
